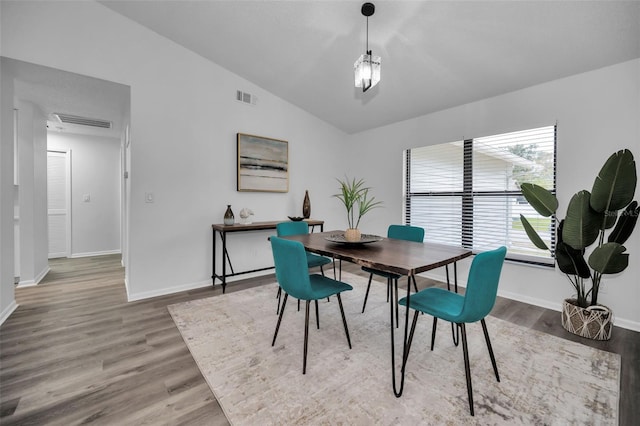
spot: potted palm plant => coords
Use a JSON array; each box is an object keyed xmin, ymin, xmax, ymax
[
  {"xmin": 520, "ymin": 149, "xmax": 638, "ymax": 340},
  {"xmin": 333, "ymin": 176, "xmax": 383, "ymax": 242}
]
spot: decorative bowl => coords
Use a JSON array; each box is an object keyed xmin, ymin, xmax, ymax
[{"xmin": 287, "ymin": 216, "xmax": 304, "ymax": 222}]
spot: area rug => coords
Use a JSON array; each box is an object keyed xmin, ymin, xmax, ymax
[{"xmin": 168, "ymin": 272, "xmax": 620, "ymax": 425}]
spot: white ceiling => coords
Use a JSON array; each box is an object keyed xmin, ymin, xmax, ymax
[
  {"xmin": 4, "ymin": 57, "xmax": 129, "ymax": 139},
  {"xmin": 98, "ymin": 0, "xmax": 640, "ymax": 134}
]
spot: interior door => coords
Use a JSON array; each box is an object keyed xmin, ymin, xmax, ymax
[{"xmin": 47, "ymin": 150, "xmax": 70, "ymax": 258}]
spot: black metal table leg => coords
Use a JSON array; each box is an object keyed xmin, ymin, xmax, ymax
[
  {"xmin": 389, "ymin": 274, "xmax": 413, "ymax": 397},
  {"xmin": 212, "ymin": 228, "xmax": 216, "ymax": 286},
  {"xmin": 445, "ymin": 264, "xmax": 460, "ymax": 346}
]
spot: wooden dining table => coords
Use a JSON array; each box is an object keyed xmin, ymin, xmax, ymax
[{"xmin": 281, "ymin": 230, "xmax": 473, "ymax": 397}]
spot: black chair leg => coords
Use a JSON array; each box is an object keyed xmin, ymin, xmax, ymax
[
  {"xmin": 276, "ymin": 286, "xmax": 282, "ymax": 315},
  {"xmin": 481, "ymin": 319, "xmax": 500, "ymax": 382},
  {"xmin": 362, "ymin": 273, "xmax": 374, "ymax": 313},
  {"xmin": 411, "ymin": 275, "xmax": 418, "ymax": 293},
  {"xmin": 272, "ymin": 293, "xmax": 288, "ymax": 346},
  {"xmin": 315, "ymin": 300, "xmax": 320, "ymax": 330},
  {"xmin": 430, "ymin": 317, "xmax": 438, "ymax": 351},
  {"xmin": 298, "ymin": 299, "xmax": 300, "ymax": 311},
  {"xmin": 336, "ymin": 293, "xmax": 352, "ymax": 349},
  {"xmin": 303, "ymin": 300, "xmax": 310, "ymax": 374},
  {"xmin": 316, "ymin": 265, "xmax": 336, "ymax": 302},
  {"xmin": 460, "ymin": 323, "xmax": 475, "ymax": 416}
]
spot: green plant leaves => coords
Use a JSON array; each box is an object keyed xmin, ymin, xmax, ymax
[
  {"xmin": 519, "ymin": 214, "xmax": 549, "ymax": 250},
  {"xmin": 608, "ymin": 201, "xmax": 640, "ymax": 244},
  {"xmin": 556, "ymin": 220, "xmax": 590, "ymax": 278},
  {"xmin": 556, "ymin": 242, "xmax": 591, "ymax": 278},
  {"xmin": 589, "ymin": 242, "xmax": 629, "ymax": 274},
  {"xmin": 333, "ymin": 176, "xmax": 382, "ymax": 229},
  {"xmin": 591, "ymin": 149, "xmax": 637, "ymax": 215},
  {"xmin": 520, "ymin": 183, "xmax": 558, "ymax": 217},
  {"xmin": 563, "ymin": 190, "xmax": 602, "ymax": 250}
]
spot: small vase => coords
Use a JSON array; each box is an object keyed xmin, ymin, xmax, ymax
[
  {"xmin": 345, "ymin": 228, "xmax": 361, "ymax": 242},
  {"xmin": 223, "ymin": 205, "xmax": 235, "ymax": 225},
  {"xmin": 302, "ymin": 190, "xmax": 311, "ymax": 219}
]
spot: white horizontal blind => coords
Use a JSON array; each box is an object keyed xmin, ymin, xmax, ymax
[{"xmin": 405, "ymin": 125, "xmax": 556, "ymax": 264}]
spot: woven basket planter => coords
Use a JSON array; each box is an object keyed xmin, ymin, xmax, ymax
[{"xmin": 561, "ymin": 299, "xmax": 613, "ymax": 341}]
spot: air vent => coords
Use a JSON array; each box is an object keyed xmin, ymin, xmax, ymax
[
  {"xmin": 236, "ymin": 90, "xmax": 257, "ymax": 105},
  {"xmin": 53, "ymin": 113, "xmax": 112, "ymax": 129}
]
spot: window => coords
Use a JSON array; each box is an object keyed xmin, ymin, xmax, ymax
[{"xmin": 404, "ymin": 125, "xmax": 556, "ymax": 264}]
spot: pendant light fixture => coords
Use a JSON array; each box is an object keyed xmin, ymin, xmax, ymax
[{"xmin": 354, "ymin": 2, "xmax": 381, "ymax": 92}]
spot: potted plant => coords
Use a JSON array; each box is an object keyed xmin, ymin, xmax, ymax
[
  {"xmin": 520, "ymin": 149, "xmax": 638, "ymax": 340},
  {"xmin": 333, "ymin": 176, "xmax": 383, "ymax": 242}
]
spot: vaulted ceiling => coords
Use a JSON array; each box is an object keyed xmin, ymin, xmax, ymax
[{"xmin": 99, "ymin": 0, "xmax": 640, "ymax": 134}]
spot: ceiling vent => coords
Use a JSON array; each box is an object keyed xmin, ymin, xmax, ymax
[
  {"xmin": 53, "ymin": 113, "xmax": 112, "ymax": 129},
  {"xmin": 236, "ymin": 90, "xmax": 257, "ymax": 105}
]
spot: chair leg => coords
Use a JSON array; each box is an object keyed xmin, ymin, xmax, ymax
[
  {"xmin": 361, "ymin": 273, "xmax": 374, "ymax": 313},
  {"xmin": 460, "ymin": 323, "xmax": 475, "ymax": 416},
  {"xmin": 336, "ymin": 293, "xmax": 352, "ymax": 349},
  {"xmin": 430, "ymin": 317, "xmax": 438, "ymax": 351},
  {"xmin": 272, "ymin": 293, "xmax": 288, "ymax": 346},
  {"xmin": 298, "ymin": 299, "xmax": 300, "ymax": 311},
  {"xmin": 481, "ymin": 319, "xmax": 500, "ymax": 382},
  {"xmin": 315, "ymin": 300, "xmax": 320, "ymax": 330},
  {"xmin": 303, "ymin": 300, "xmax": 310, "ymax": 374},
  {"xmin": 276, "ymin": 286, "xmax": 282, "ymax": 315}
]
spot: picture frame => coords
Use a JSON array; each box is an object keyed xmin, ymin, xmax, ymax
[{"xmin": 237, "ymin": 133, "xmax": 289, "ymax": 192}]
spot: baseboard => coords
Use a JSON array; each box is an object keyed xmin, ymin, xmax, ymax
[
  {"xmin": 127, "ymin": 279, "xmax": 212, "ymax": 302},
  {"xmin": 421, "ymin": 271, "xmax": 640, "ymax": 332},
  {"xmin": 17, "ymin": 266, "xmax": 50, "ymax": 287},
  {"xmin": 71, "ymin": 249, "xmax": 121, "ymax": 258},
  {"xmin": 0, "ymin": 301, "xmax": 18, "ymax": 326}
]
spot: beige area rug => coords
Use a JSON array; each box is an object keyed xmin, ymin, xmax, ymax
[{"xmin": 168, "ymin": 272, "xmax": 620, "ymax": 425}]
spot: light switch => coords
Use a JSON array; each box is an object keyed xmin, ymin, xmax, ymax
[
  {"xmin": 145, "ymin": 192, "xmax": 154, "ymax": 203},
  {"xmin": 83, "ymin": 194, "xmax": 91, "ymax": 202}
]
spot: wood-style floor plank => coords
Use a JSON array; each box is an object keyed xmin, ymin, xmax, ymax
[{"xmin": 1, "ymin": 255, "xmax": 638, "ymax": 425}]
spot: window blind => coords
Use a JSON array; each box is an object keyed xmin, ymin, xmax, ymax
[{"xmin": 405, "ymin": 125, "xmax": 557, "ymax": 264}]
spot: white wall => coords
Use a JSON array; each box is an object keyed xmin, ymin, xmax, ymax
[
  {"xmin": 48, "ymin": 132, "xmax": 121, "ymax": 257},
  {"xmin": 15, "ymin": 100, "xmax": 49, "ymax": 286},
  {"xmin": 0, "ymin": 57, "xmax": 18, "ymax": 323},
  {"xmin": 348, "ymin": 59, "xmax": 640, "ymax": 330},
  {"xmin": 0, "ymin": 0, "xmax": 349, "ymax": 303}
]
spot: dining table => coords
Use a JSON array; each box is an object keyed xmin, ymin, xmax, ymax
[{"xmin": 281, "ymin": 230, "xmax": 473, "ymax": 397}]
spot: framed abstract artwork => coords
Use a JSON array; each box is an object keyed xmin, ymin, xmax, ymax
[{"xmin": 237, "ymin": 133, "xmax": 289, "ymax": 192}]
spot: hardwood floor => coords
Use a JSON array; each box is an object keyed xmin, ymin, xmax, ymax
[{"xmin": 1, "ymin": 255, "xmax": 638, "ymax": 425}]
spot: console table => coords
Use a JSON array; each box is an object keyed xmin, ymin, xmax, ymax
[{"xmin": 211, "ymin": 219, "xmax": 324, "ymax": 293}]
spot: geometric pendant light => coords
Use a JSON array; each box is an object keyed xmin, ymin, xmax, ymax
[{"xmin": 354, "ymin": 2, "xmax": 381, "ymax": 92}]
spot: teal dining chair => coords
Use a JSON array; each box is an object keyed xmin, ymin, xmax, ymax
[
  {"xmin": 398, "ymin": 246, "xmax": 507, "ymax": 416},
  {"xmin": 361, "ymin": 225, "xmax": 424, "ymax": 326},
  {"xmin": 276, "ymin": 221, "xmax": 333, "ymax": 313},
  {"xmin": 270, "ymin": 236, "xmax": 353, "ymax": 374}
]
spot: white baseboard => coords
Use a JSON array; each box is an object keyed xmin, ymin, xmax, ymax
[
  {"xmin": 420, "ymin": 271, "xmax": 640, "ymax": 332},
  {"xmin": 17, "ymin": 266, "xmax": 50, "ymax": 287},
  {"xmin": 127, "ymin": 279, "xmax": 212, "ymax": 302},
  {"xmin": 0, "ymin": 301, "xmax": 18, "ymax": 326},
  {"xmin": 71, "ymin": 249, "xmax": 121, "ymax": 258}
]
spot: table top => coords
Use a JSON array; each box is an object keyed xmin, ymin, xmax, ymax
[
  {"xmin": 282, "ymin": 230, "xmax": 472, "ymax": 276},
  {"xmin": 212, "ymin": 219, "xmax": 323, "ymax": 232}
]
